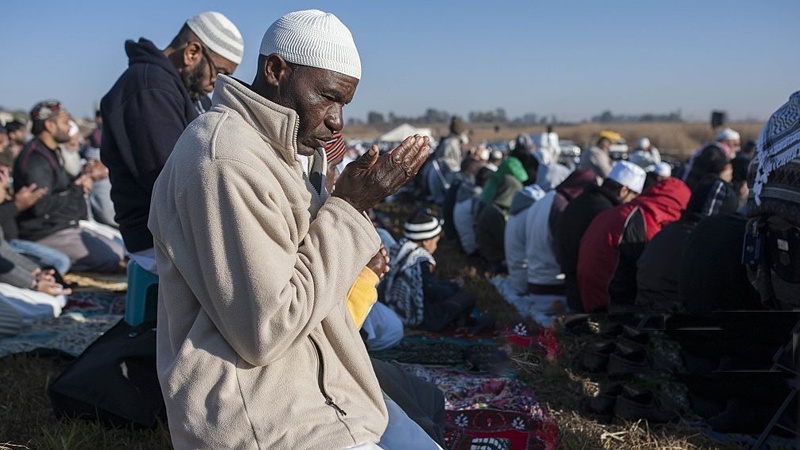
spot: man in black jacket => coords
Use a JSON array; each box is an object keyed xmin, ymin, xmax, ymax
[
  {"xmin": 100, "ymin": 12, "xmax": 243, "ymax": 272},
  {"xmin": 14, "ymin": 100, "xmax": 125, "ymax": 273},
  {"xmin": 554, "ymin": 161, "xmax": 645, "ymax": 312}
]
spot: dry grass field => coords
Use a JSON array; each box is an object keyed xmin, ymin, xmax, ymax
[
  {"xmin": 0, "ymin": 130, "xmax": 770, "ymax": 450},
  {"xmin": 345, "ymin": 121, "xmax": 763, "ymax": 160}
]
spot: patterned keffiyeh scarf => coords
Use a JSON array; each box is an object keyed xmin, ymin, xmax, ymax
[
  {"xmin": 380, "ymin": 239, "xmax": 435, "ymax": 327},
  {"xmin": 753, "ymin": 91, "xmax": 800, "ymax": 206}
]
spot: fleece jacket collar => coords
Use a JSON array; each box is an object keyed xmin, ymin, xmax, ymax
[{"xmin": 211, "ymin": 75, "xmax": 302, "ymax": 166}]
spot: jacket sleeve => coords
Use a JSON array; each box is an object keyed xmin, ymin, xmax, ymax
[
  {"xmin": 124, "ymin": 88, "xmax": 191, "ymax": 195},
  {"xmin": 421, "ymin": 262, "xmax": 459, "ymax": 302},
  {"xmin": 508, "ymin": 157, "xmax": 530, "ymax": 184},
  {"xmin": 0, "ymin": 240, "xmax": 37, "ymax": 288},
  {"xmin": 346, "ymin": 267, "xmax": 380, "ymax": 329},
  {"xmin": 0, "ymin": 202, "xmax": 19, "ymax": 224},
  {"xmin": 22, "ymin": 156, "xmax": 86, "ymax": 220},
  {"xmin": 577, "ymin": 214, "xmax": 616, "ymax": 312},
  {"xmin": 700, "ymin": 180, "xmax": 737, "ymax": 217},
  {"xmin": 608, "ymin": 209, "xmax": 646, "ymax": 306},
  {"xmin": 162, "ymin": 158, "xmax": 380, "ymax": 367}
]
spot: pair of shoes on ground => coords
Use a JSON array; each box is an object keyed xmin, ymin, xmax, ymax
[
  {"xmin": 581, "ymin": 383, "xmax": 680, "ymax": 424},
  {"xmin": 579, "ymin": 325, "xmax": 656, "ymax": 374}
]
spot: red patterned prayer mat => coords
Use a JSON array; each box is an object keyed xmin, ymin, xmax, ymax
[{"xmin": 445, "ymin": 409, "xmax": 559, "ymax": 450}]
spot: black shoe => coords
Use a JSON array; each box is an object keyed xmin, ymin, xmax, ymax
[
  {"xmin": 601, "ymin": 323, "xmax": 650, "ymax": 344},
  {"xmin": 614, "ymin": 386, "xmax": 679, "ymax": 424},
  {"xmin": 562, "ymin": 314, "xmax": 592, "ymax": 336},
  {"xmin": 607, "ymin": 340, "xmax": 654, "ymax": 374},
  {"xmin": 580, "ymin": 341, "xmax": 617, "ymax": 372},
  {"xmin": 579, "ymin": 382, "xmax": 624, "ymax": 424}
]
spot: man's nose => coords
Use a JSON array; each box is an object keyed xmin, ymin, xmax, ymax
[{"xmin": 325, "ymin": 104, "xmax": 344, "ymax": 132}]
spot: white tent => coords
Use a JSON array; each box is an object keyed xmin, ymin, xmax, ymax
[{"xmin": 378, "ymin": 123, "xmax": 434, "ymax": 143}]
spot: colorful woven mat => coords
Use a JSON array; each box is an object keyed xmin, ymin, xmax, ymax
[{"xmin": 0, "ymin": 291, "xmax": 125, "ymax": 357}]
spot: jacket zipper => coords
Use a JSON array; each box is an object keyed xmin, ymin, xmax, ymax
[{"xmin": 309, "ymin": 335, "xmax": 347, "ymax": 417}]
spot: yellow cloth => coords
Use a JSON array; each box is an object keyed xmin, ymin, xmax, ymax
[
  {"xmin": 599, "ymin": 130, "xmax": 622, "ymax": 142},
  {"xmin": 346, "ymin": 267, "xmax": 379, "ymax": 329}
]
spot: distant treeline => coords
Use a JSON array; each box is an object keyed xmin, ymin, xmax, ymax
[{"xmin": 351, "ymin": 108, "xmax": 684, "ymax": 127}]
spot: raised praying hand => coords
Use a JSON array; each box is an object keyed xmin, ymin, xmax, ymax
[
  {"xmin": 333, "ymin": 135, "xmax": 429, "ymax": 212},
  {"xmin": 13, "ymin": 183, "xmax": 48, "ymax": 211}
]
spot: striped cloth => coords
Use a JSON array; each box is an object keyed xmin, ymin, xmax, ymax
[{"xmin": 325, "ymin": 132, "xmax": 347, "ymax": 163}]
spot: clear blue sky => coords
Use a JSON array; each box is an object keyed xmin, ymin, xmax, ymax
[{"xmin": 2, "ymin": 0, "xmax": 798, "ymax": 123}]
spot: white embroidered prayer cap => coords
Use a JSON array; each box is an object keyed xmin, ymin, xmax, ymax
[
  {"xmin": 607, "ymin": 160, "xmax": 646, "ymax": 193},
  {"xmin": 653, "ymin": 162, "xmax": 672, "ymax": 178},
  {"xmin": 186, "ymin": 12, "xmax": 244, "ymax": 64},
  {"xmin": 260, "ymin": 9, "xmax": 361, "ymax": 80},
  {"xmin": 716, "ymin": 128, "xmax": 740, "ymax": 142}
]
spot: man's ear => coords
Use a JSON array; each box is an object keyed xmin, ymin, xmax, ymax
[
  {"xmin": 264, "ymin": 54, "xmax": 290, "ymax": 87},
  {"xmin": 43, "ymin": 119, "xmax": 56, "ymax": 136},
  {"xmin": 182, "ymin": 41, "xmax": 203, "ymax": 68},
  {"xmin": 619, "ymin": 186, "xmax": 632, "ymax": 201}
]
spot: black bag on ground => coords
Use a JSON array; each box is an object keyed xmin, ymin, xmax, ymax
[{"xmin": 48, "ymin": 318, "xmax": 166, "ymax": 428}]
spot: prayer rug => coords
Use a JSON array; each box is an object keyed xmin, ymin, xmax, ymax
[
  {"xmin": 398, "ymin": 363, "xmax": 559, "ymax": 450},
  {"xmin": 370, "ymin": 334, "xmax": 502, "ymax": 372},
  {"xmin": 444, "ymin": 409, "xmax": 559, "ymax": 450},
  {"xmin": 0, "ymin": 291, "xmax": 125, "ymax": 357}
]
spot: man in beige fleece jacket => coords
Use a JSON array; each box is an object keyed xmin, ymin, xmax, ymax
[{"xmin": 149, "ymin": 9, "xmax": 433, "ymax": 450}]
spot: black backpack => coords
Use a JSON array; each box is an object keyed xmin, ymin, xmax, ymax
[{"xmin": 48, "ymin": 318, "xmax": 166, "ymax": 428}]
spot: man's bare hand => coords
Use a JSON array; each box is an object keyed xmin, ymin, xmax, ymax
[
  {"xmin": 333, "ymin": 135, "xmax": 429, "ymax": 211},
  {"xmin": 31, "ymin": 268, "xmax": 71, "ymax": 296},
  {"xmin": 74, "ymin": 174, "xmax": 93, "ymax": 195},
  {"xmin": 85, "ymin": 160, "xmax": 109, "ymax": 181},
  {"xmin": 14, "ymin": 183, "xmax": 48, "ymax": 211},
  {"xmin": 36, "ymin": 279, "xmax": 72, "ymax": 296},
  {"xmin": 366, "ymin": 245, "xmax": 390, "ymax": 279}
]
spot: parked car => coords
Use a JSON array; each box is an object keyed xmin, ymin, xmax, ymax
[{"xmin": 559, "ymin": 139, "xmax": 581, "ymax": 158}]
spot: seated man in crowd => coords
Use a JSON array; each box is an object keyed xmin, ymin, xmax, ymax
[
  {"xmin": 14, "ymin": 101, "xmax": 124, "ymax": 273},
  {"xmin": 578, "ymin": 177, "xmax": 690, "ymax": 312},
  {"xmin": 636, "ymin": 176, "xmax": 741, "ymax": 313},
  {"xmin": 0, "ymin": 233, "xmax": 72, "ymax": 332},
  {"xmin": 476, "ymin": 152, "xmax": 538, "ymax": 271},
  {"xmin": 0, "ymin": 149, "xmax": 71, "ymax": 275},
  {"xmin": 521, "ymin": 169, "xmax": 596, "ymax": 315},
  {"xmin": 453, "ymin": 166, "xmax": 492, "ymax": 256},
  {"xmin": 554, "ymin": 161, "xmax": 646, "ymax": 312},
  {"xmin": 380, "ymin": 210, "xmax": 478, "ymax": 333},
  {"xmin": 4, "ymin": 120, "xmax": 28, "ymax": 158},
  {"xmin": 504, "ymin": 184, "xmax": 546, "ymax": 296},
  {"xmin": 579, "ymin": 132, "xmax": 617, "ymax": 180},
  {"xmin": 149, "ymin": 9, "xmax": 438, "ymax": 449},
  {"xmin": 476, "ymin": 174, "xmax": 523, "ymax": 272}
]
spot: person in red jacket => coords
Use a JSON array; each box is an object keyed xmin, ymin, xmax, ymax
[{"xmin": 577, "ymin": 177, "xmax": 690, "ymax": 312}]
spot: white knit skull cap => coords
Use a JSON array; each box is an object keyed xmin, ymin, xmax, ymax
[
  {"xmin": 260, "ymin": 9, "xmax": 361, "ymax": 80},
  {"xmin": 186, "ymin": 12, "xmax": 244, "ymax": 65}
]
